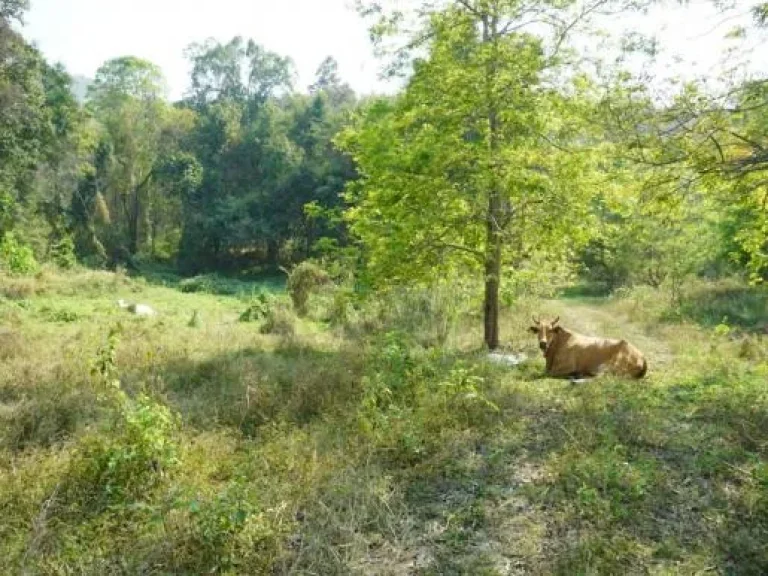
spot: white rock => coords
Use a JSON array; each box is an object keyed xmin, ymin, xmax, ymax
[
  {"xmin": 117, "ymin": 299, "xmax": 157, "ymax": 316},
  {"xmin": 487, "ymin": 352, "xmax": 527, "ymax": 366}
]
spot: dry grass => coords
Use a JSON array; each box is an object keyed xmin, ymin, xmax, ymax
[{"xmin": 1, "ymin": 269, "xmax": 767, "ymax": 574}]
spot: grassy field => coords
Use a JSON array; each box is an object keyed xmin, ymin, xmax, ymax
[{"xmin": 1, "ymin": 268, "xmax": 767, "ymax": 574}]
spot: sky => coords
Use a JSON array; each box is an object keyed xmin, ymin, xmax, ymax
[{"xmin": 20, "ymin": 0, "xmax": 768, "ymax": 101}]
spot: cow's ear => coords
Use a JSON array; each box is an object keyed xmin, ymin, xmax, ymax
[
  {"xmin": 528, "ymin": 326, "xmax": 538, "ymax": 333},
  {"xmin": 552, "ymin": 326, "xmax": 562, "ymax": 333}
]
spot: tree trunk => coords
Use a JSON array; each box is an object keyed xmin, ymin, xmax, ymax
[
  {"xmin": 128, "ymin": 188, "xmax": 140, "ymax": 255},
  {"xmin": 483, "ymin": 11, "xmax": 502, "ymax": 350},
  {"xmin": 484, "ymin": 213, "xmax": 502, "ymax": 349},
  {"xmin": 267, "ymin": 239, "xmax": 280, "ymax": 267}
]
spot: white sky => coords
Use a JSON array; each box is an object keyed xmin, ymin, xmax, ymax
[{"xmin": 20, "ymin": 0, "xmax": 768, "ymax": 101}]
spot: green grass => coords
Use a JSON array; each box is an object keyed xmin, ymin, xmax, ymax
[{"xmin": 1, "ymin": 268, "xmax": 767, "ymax": 574}]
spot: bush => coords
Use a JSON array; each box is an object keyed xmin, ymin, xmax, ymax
[
  {"xmin": 50, "ymin": 234, "xmax": 78, "ymax": 269},
  {"xmin": 286, "ymin": 261, "xmax": 330, "ymax": 316},
  {"xmin": 179, "ymin": 274, "xmax": 213, "ymax": 293},
  {"xmin": 239, "ymin": 291, "xmax": 274, "ymax": 323},
  {"xmin": 170, "ymin": 483, "xmax": 291, "ymax": 573},
  {"xmin": 0, "ymin": 232, "xmax": 39, "ymax": 275},
  {"xmin": 68, "ymin": 392, "xmax": 180, "ymax": 507},
  {"xmin": 63, "ymin": 328, "xmax": 180, "ymax": 509},
  {"xmin": 357, "ymin": 332, "xmax": 499, "ymax": 467}
]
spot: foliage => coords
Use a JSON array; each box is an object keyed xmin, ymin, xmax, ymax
[
  {"xmin": 285, "ymin": 260, "xmax": 330, "ymax": 315},
  {"xmin": 340, "ymin": 1, "xmax": 605, "ymax": 348},
  {"xmin": 239, "ymin": 290, "xmax": 274, "ymax": 322},
  {"xmin": 0, "ymin": 231, "xmax": 39, "ymax": 274},
  {"xmin": 50, "ymin": 234, "xmax": 77, "ymax": 269}
]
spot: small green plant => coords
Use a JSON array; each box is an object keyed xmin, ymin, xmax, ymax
[
  {"xmin": 67, "ymin": 325, "xmax": 180, "ymax": 508},
  {"xmin": 436, "ymin": 363, "xmax": 499, "ymax": 415},
  {"xmin": 39, "ymin": 306, "xmax": 80, "ymax": 323},
  {"xmin": 239, "ymin": 291, "xmax": 273, "ymax": 322},
  {"xmin": 188, "ymin": 309, "xmax": 202, "ymax": 328},
  {"xmin": 714, "ymin": 316, "xmax": 732, "ymax": 338},
  {"xmin": 0, "ymin": 232, "xmax": 39, "ymax": 275},
  {"xmin": 176, "ymin": 483, "xmax": 290, "ymax": 573}
]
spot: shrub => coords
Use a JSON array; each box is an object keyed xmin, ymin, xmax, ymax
[
  {"xmin": 0, "ymin": 232, "xmax": 39, "ymax": 275},
  {"xmin": 239, "ymin": 291, "xmax": 274, "ymax": 323},
  {"xmin": 63, "ymin": 326, "xmax": 180, "ymax": 510},
  {"xmin": 259, "ymin": 302, "xmax": 297, "ymax": 337},
  {"xmin": 50, "ymin": 234, "xmax": 78, "ymax": 270},
  {"xmin": 286, "ymin": 261, "xmax": 330, "ymax": 316},
  {"xmin": 179, "ymin": 274, "xmax": 213, "ymax": 293},
  {"xmin": 68, "ymin": 392, "xmax": 180, "ymax": 508},
  {"xmin": 170, "ymin": 483, "xmax": 290, "ymax": 573}
]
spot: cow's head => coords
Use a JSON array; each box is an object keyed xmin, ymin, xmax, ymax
[{"xmin": 528, "ymin": 315, "xmax": 561, "ymax": 352}]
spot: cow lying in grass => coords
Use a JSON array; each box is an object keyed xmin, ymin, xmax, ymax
[{"xmin": 529, "ymin": 316, "xmax": 647, "ymax": 379}]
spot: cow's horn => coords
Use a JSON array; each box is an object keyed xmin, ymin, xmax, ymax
[
  {"xmin": 552, "ymin": 316, "xmax": 560, "ymax": 325},
  {"xmin": 532, "ymin": 315, "xmax": 539, "ymax": 323}
]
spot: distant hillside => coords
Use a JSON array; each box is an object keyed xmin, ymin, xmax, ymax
[{"xmin": 70, "ymin": 74, "xmax": 92, "ymax": 103}]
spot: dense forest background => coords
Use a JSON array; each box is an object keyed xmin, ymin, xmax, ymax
[{"xmin": 2, "ymin": 0, "xmax": 768, "ymax": 344}]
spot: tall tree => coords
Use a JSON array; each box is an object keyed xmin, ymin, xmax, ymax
[
  {"xmin": 343, "ymin": 0, "xmax": 612, "ymax": 349},
  {"xmin": 0, "ymin": 5, "xmax": 49, "ymax": 237},
  {"xmin": 87, "ymin": 57, "xmax": 170, "ymax": 258}
]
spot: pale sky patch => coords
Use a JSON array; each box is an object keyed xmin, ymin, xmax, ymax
[{"xmin": 20, "ymin": 0, "xmax": 768, "ymax": 101}]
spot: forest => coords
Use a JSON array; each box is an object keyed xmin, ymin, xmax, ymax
[{"xmin": 2, "ymin": 0, "xmax": 768, "ymax": 573}]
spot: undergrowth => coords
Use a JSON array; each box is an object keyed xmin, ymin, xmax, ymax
[{"xmin": 1, "ymin": 269, "xmax": 767, "ymax": 573}]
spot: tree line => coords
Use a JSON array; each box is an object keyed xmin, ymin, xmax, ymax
[
  {"xmin": 1, "ymin": 2, "xmax": 358, "ymax": 274},
  {"xmin": 2, "ymin": 0, "xmax": 767, "ymax": 349}
]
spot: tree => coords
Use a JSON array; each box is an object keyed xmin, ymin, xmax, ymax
[
  {"xmin": 0, "ymin": 10, "xmax": 50, "ymax": 239},
  {"xmin": 341, "ymin": 0, "xmax": 611, "ymax": 349},
  {"xmin": 178, "ymin": 37, "xmax": 356, "ymax": 273},
  {"xmin": 87, "ymin": 57, "xmax": 170, "ymax": 258},
  {"xmin": 0, "ymin": 0, "xmax": 29, "ymax": 24}
]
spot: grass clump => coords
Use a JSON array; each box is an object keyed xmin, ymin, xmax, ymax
[{"xmin": 259, "ymin": 300, "xmax": 297, "ymax": 337}]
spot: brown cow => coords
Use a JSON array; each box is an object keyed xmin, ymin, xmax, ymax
[{"xmin": 529, "ymin": 316, "xmax": 647, "ymax": 379}]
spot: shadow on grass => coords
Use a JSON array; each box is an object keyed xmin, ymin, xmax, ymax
[
  {"xmin": 495, "ymin": 370, "xmax": 768, "ymax": 575},
  {"xmin": 674, "ymin": 283, "xmax": 768, "ymax": 333},
  {"xmin": 129, "ymin": 262, "xmax": 286, "ymax": 298},
  {"xmin": 367, "ymin": 360, "xmax": 768, "ymax": 574},
  {"xmin": 148, "ymin": 339, "xmax": 364, "ymax": 436}
]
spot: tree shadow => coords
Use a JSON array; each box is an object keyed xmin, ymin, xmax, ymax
[
  {"xmin": 386, "ymin": 366, "xmax": 768, "ymax": 575},
  {"xmin": 674, "ymin": 283, "xmax": 768, "ymax": 333},
  {"xmin": 125, "ymin": 262, "xmax": 286, "ymax": 298},
  {"xmin": 138, "ymin": 339, "xmax": 364, "ymax": 436}
]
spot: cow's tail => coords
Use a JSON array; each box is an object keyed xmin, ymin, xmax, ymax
[{"xmin": 636, "ymin": 357, "xmax": 648, "ymax": 379}]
